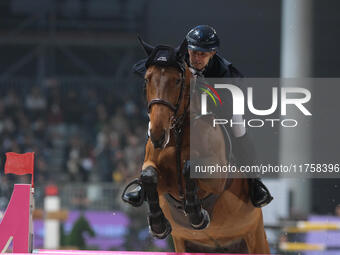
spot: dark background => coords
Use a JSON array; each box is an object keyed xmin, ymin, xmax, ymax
[{"xmin": 0, "ymin": 0, "xmax": 339, "ymax": 214}]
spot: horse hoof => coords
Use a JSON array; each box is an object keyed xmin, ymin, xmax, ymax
[
  {"xmin": 148, "ymin": 217, "xmax": 172, "ymax": 239},
  {"xmin": 191, "ymin": 209, "xmax": 210, "ymax": 230}
]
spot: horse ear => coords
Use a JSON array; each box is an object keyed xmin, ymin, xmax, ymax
[
  {"xmin": 137, "ymin": 34, "xmax": 154, "ymax": 56},
  {"xmin": 176, "ymin": 38, "xmax": 188, "ymax": 59}
]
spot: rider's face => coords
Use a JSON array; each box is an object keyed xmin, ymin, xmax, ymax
[{"xmin": 188, "ymin": 49, "xmax": 215, "ymax": 71}]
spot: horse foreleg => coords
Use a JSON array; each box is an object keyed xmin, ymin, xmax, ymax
[
  {"xmin": 249, "ymin": 210, "xmax": 270, "ymax": 254},
  {"xmin": 172, "ymin": 236, "xmax": 186, "ymax": 252},
  {"xmin": 183, "ymin": 160, "xmax": 210, "ymax": 230},
  {"xmin": 141, "ymin": 166, "xmax": 172, "ymax": 239}
]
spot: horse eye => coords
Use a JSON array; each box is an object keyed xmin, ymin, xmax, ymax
[{"xmin": 144, "ymin": 78, "xmax": 149, "ymax": 84}]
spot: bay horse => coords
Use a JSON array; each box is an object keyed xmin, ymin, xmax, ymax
[{"xmin": 124, "ymin": 37, "xmax": 270, "ymax": 254}]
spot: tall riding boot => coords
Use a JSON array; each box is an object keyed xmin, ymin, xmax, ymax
[
  {"xmin": 122, "ymin": 133, "xmax": 149, "ymax": 207},
  {"xmin": 232, "ymin": 132, "xmax": 273, "ymax": 207},
  {"xmin": 248, "ymin": 178, "xmax": 273, "ymax": 208},
  {"xmin": 122, "ymin": 179, "xmax": 145, "ymax": 207}
]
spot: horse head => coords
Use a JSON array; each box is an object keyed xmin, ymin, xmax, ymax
[{"xmin": 138, "ymin": 36, "xmax": 190, "ymax": 149}]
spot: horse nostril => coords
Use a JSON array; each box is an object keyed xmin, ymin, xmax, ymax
[{"xmin": 150, "ymin": 130, "xmax": 166, "ymax": 149}]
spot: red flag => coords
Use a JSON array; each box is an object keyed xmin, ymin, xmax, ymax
[{"xmin": 4, "ymin": 152, "xmax": 35, "ymax": 175}]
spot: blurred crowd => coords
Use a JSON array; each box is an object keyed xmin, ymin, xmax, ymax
[{"xmin": 0, "ymin": 78, "xmax": 147, "ymax": 195}]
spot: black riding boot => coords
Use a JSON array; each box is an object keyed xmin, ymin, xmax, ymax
[
  {"xmin": 248, "ymin": 178, "xmax": 273, "ymax": 208},
  {"xmin": 122, "ymin": 179, "xmax": 145, "ymax": 207},
  {"xmin": 232, "ymin": 133, "xmax": 273, "ymax": 208},
  {"xmin": 122, "ymin": 134, "xmax": 149, "ymax": 207}
]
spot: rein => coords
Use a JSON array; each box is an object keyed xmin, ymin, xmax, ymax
[{"xmin": 172, "ymin": 85, "xmax": 190, "ymax": 200}]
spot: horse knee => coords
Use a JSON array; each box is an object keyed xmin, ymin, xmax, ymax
[{"xmin": 141, "ymin": 166, "xmax": 158, "ymax": 184}]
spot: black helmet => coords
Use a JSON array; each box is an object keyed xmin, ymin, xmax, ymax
[{"xmin": 186, "ymin": 25, "xmax": 220, "ymax": 52}]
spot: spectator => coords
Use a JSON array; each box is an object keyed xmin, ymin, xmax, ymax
[
  {"xmin": 0, "ymin": 80, "xmax": 147, "ymax": 187},
  {"xmin": 25, "ymin": 86, "xmax": 47, "ymax": 120}
]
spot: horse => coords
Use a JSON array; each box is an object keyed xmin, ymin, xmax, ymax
[{"xmin": 124, "ymin": 37, "xmax": 270, "ymax": 254}]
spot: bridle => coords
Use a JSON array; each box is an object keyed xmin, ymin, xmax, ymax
[
  {"xmin": 147, "ymin": 72, "xmax": 185, "ymax": 116},
  {"xmin": 146, "ymin": 62, "xmax": 190, "ymax": 199}
]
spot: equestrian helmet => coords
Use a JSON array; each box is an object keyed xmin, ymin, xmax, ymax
[{"xmin": 186, "ymin": 25, "xmax": 220, "ymax": 52}]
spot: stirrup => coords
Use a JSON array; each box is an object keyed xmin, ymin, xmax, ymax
[{"xmin": 121, "ymin": 178, "xmax": 145, "ymax": 207}]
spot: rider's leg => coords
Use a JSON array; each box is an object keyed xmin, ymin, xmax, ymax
[
  {"xmin": 122, "ymin": 132, "xmax": 149, "ymax": 207},
  {"xmin": 122, "ymin": 181, "xmax": 145, "ymax": 207},
  {"xmin": 231, "ymin": 126, "xmax": 273, "ymax": 208}
]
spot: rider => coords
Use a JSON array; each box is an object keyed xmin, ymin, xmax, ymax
[{"xmin": 123, "ymin": 25, "xmax": 273, "ymax": 208}]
